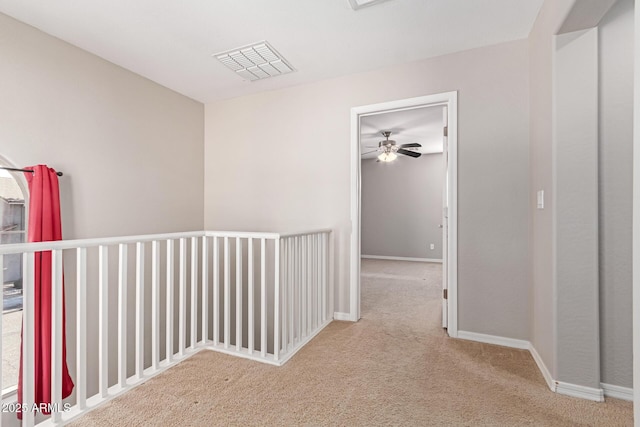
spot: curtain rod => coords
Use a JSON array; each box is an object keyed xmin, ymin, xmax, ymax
[{"xmin": 0, "ymin": 166, "xmax": 63, "ymax": 177}]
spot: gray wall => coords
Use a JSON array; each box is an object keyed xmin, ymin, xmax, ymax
[
  {"xmin": 598, "ymin": 0, "xmax": 633, "ymax": 388},
  {"xmin": 554, "ymin": 28, "xmax": 600, "ymax": 388},
  {"xmin": 361, "ymin": 154, "xmax": 444, "ymax": 260},
  {"xmin": 529, "ymin": 0, "xmax": 631, "ymax": 390},
  {"xmin": 528, "ymin": 0, "xmax": 575, "ymax": 380},
  {"xmin": 204, "ymin": 39, "xmax": 531, "ymax": 340}
]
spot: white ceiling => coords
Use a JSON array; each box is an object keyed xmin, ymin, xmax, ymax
[
  {"xmin": 0, "ymin": 0, "xmax": 543, "ymax": 103},
  {"xmin": 360, "ymin": 106, "xmax": 445, "ymax": 159}
]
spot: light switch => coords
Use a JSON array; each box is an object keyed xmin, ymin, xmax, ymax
[{"xmin": 537, "ymin": 190, "xmax": 544, "ymax": 209}]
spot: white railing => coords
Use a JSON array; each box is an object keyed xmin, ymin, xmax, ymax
[
  {"xmin": 0, "ymin": 228, "xmax": 333, "ymax": 426},
  {"xmin": 278, "ymin": 231, "xmax": 333, "ymax": 360}
]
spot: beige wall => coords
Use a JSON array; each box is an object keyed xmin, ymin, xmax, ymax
[
  {"xmin": 0, "ymin": 12, "xmax": 205, "ymax": 403},
  {"xmin": 204, "ymin": 39, "xmax": 531, "ymax": 339},
  {"xmin": 0, "ymin": 13, "xmax": 205, "ymax": 240},
  {"xmin": 1, "ymin": 0, "xmax": 632, "ymax": 403}
]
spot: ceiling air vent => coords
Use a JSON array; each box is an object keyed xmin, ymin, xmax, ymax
[{"xmin": 214, "ymin": 41, "xmax": 295, "ymax": 82}]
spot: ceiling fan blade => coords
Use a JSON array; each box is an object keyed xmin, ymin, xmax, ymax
[
  {"xmin": 397, "ymin": 148, "xmax": 422, "ymax": 158},
  {"xmin": 399, "ymin": 143, "xmax": 421, "ymax": 148}
]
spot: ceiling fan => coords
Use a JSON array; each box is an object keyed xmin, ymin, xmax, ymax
[{"xmin": 362, "ymin": 131, "xmax": 422, "ymax": 162}]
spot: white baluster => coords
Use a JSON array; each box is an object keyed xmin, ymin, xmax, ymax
[
  {"xmin": 22, "ymin": 252, "xmax": 35, "ymax": 426},
  {"xmin": 213, "ymin": 237, "xmax": 219, "ymax": 345},
  {"xmin": 302, "ymin": 236, "xmax": 307, "ymax": 338},
  {"xmin": 294, "ymin": 238, "xmax": 297, "ymax": 337},
  {"xmin": 322, "ymin": 233, "xmax": 327, "ymax": 323},
  {"xmin": 190, "ymin": 237, "xmax": 198, "ymax": 350},
  {"xmin": 274, "ymin": 238, "xmax": 280, "ymax": 362},
  {"xmin": 202, "ymin": 236, "xmax": 209, "ymax": 345},
  {"xmin": 314, "ymin": 234, "xmax": 318, "ymax": 329},
  {"xmin": 152, "ymin": 241, "xmax": 160, "ymax": 370},
  {"xmin": 236, "ymin": 237, "xmax": 242, "ymax": 351},
  {"xmin": 248, "ymin": 238, "xmax": 254, "ymax": 354},
  {"xmin": 307, "ymin": 234, "xmax": 317, "ymax": 335},
  {"xmin": 118, "ymin": 243, "xmax": 127, "ymax": 388},
  {"xmin": 297, "ymin": 237, "xmax": 301, "ymax": 342},
  {"xmin": 260, "ymin": 238, "xmax": 266, "ymax": 357},
  {"xmin": 288, "ymin": 238, "xmax": 294, "ymax": 350},
  {"xmin": 98, "ymin": 246, "xmax": 109, "ymax": 397},
  {"xmin": 224, "ymin": 237, "xmax": 230, "ymax": 349},
  {"xmin": 179, "ymin": 238, "xmax": 186, "ymax": 356},
  {"xmin": 166, "ymin": 240, "xmax": 175, "ymax": 362},
  {"xmin": 282, "ymin": 238, "xmax": 288, "ymax": 353},
  {"xmin": 51, "ymin": 249, "xmax": 63, "ymax": 423},
  {"xmin": 76, "ymin": 248, "xmax": 87, "ymax": 409},
  {"xmin": 298, "ymin": 237, "xmax": 301, "ymax": 338},
  {"xmin": 317, "ymin": 234, "xmax": 323, "ymax": 325},
  {"xmin": 322, "ymin": 232, "xmax": 334, "ymax": 321},
  {"xmin": 307, "ymin": 235, "xmax": 312, "ymax": 333},
  {"xmin": 135, "ymin": 242, "xmax": 144, "ymax": 379}
]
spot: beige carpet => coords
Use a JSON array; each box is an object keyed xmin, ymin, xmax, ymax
[{"xmin": 73, "ymin": 259, "xmax": 633, "ymax": 426}]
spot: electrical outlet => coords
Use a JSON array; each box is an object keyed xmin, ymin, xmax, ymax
[{"xmin": 430, "ymin": 243, "xmax": 435, "ymax": 250}]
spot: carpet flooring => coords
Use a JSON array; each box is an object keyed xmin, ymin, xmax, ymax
[{"xmin": 73, "ymin": 259, "xmax": 633, "ymax": 426}]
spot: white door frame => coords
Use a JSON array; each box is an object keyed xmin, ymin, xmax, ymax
[
  {"xmin": 441, "ymin": 105, "xmax": 449, "ymax": 329},
  {"xmin": 632, "ymin": 0, "xmax": 639, "ymax": 420},
  {"xmin": 349, "ymin": 91, "xmax": 458, "ymax": 337}
]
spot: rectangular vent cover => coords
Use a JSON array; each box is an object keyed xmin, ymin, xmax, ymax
[{"xmin": 214, "ymin": 41, "xmax": 295, "ymax": 82}]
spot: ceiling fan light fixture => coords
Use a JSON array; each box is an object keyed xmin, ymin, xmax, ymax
[{"xmin": 378, "ymin": 152, "xmax": 397, "ymax": 162}]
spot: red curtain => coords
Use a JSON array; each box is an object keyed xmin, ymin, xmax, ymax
[{"xmin": 18, "ymin": 165, "xmax": 74, "ymax": 418}]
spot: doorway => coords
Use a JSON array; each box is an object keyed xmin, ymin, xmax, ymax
[{"xmin": 349, "ymin": 92, "xmax": 458, "ymax": 337}]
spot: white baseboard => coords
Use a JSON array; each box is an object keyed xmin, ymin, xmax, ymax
[
  {"xmin": 456, "ymin": 334, "xmax": 618, "ymax": 403},
  {"xmin": 529, "ymin": 344, "xmax": 556, "ymax": 392},
  {"xmin": 601, "ymin": 383, "xmax": 633, "ymax": 401},
  {"xmin": 556, "ymin": 381, "xmax": 604, "ymax": 402},
  {"xmin": 456, "ymin": 330, "xmax": 529, "ymax": 350},
  {"xmin": 361, "ymin": 255, "xmax": 443, "ymax": 263},
  {"xmin": 333, "ymin": 312, "xmax": 353, "ymax": 321}
]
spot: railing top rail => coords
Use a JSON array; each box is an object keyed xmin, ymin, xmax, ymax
[
  {"xmin": 0, "ymin": 231, "xmax": 208, "ymax": 255},
  {"xmin": 278, "ymin": 228, "xmax": 333, "ymax": 239},
  {"xmin": 0, "ymin": 228, "xmax": 334, "ymax": 255},
  {"xmin": 204, "ymin": 230, "xmax": 280, "ymax": 239}
]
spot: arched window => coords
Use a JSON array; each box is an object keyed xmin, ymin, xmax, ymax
[{"xmin": 0, "ymin": 157, "xmax": 28, "ymax": 391}]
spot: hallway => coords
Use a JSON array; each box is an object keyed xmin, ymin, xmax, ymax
[{"xmin": 74, "ymin": 259, "xmax": 632, "ymax": 426}]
